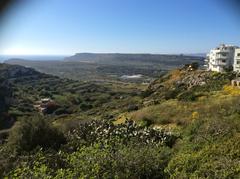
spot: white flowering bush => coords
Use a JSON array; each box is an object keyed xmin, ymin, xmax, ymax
[{"xmin": 65, "ymin": 119, "xmax": 178, "ymax": 152}]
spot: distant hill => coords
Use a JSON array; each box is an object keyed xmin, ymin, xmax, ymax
[
  {"xmin": 0, "ymin": 55, "xmax": 65, "ymax": 62},
  {"xmin": 64, "ymin": 53, "xmax": 204, "ymax": 65},
  {"xmin": 184, "ymin": 53, "xmax": 206, "ymax": 57},
  {"xmin": 5, "ymin": 54, "xmax": 204, "ymax": 82}
]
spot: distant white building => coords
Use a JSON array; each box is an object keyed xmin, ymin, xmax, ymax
[
  {"xmin": 233, "ymin": 48, "xmax": 240, "ymax": 72},
  {"xmin": 205, "ymin": 44, "xmax": 239, "ymax": 72}
]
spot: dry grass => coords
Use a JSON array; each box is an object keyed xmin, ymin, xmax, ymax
[
  {"xmin": 128, "ymin": 90, "xmax": 240, "ymax": 128},
  {"xmin": 223, "ymin": 85, "xmax": 240, "ymax": 96}
]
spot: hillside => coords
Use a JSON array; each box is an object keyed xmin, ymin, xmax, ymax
[
  {"xmin": 118, "ymin": 65, "xmax": 240, "ymax": 178},
  {"xmin": 0, "ymin": 64, "xmax": 44, "ymax": 129},
  {"xmin": 0, "ymin": 63, "xmax": 144, "ymax": 129},
  {"xmin": 0, "ymin": 63, "xmax": 239, "ymax": 178}
]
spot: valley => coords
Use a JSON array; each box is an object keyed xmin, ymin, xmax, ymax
[
  {"xmin": 4, "ymin": 53, "xmax": 204, "ymax": 83},
  {"xmin": 0, "ymin": 0, "xmax": 239, "ymax": 177},
  {"xmin": 0, "ymin": 60, "xmax": 239, "ymax": 178}
]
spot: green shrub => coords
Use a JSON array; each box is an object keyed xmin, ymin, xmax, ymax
[
  {"xmin": 5, "ymin": 119, "xmax": 177, "ymax": 178},
  {"xmin": 7, "ymin": 117, "xmax": 66, "ymax": 153},
  {"xmin": 54, "ymin": 107, "xmax": 69, "ymax": 115},
  {"xmin": 166, "ymin": 136, "xmax": 240, "ymax": 178},
  {"xmin": 138, "ymin": 117, "xmax": 153, "ymax": 127},
  {"xmin": 65, "ymin": 119, "xmax": 178, "ymax": 151},
  {"xmin": 79, "ymin": 102, "xmax": 93, "ymax": 111},
  {"xmin": 7, "ymin": 143, "xmax": 172, "ymax": 179},
  {"xmin": 164, "ymin": 89, "xmax": 180, "ymax": 100},
  {"xmin": 59, "ymin": 144, "xmax": 171, "ymax": 179},
  {"xmin": 177, "ymin": 90, "xmax": 197, "ymax": 101},
  {"xmin": 141, "ymin": 89, "xmax": 153, "ymax": 98}
]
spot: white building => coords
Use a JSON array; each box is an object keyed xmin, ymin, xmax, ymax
[
  {"xmin": 205, "ymin": 44, "xmax": 238, "ymax": 72},
  {"xmin": 233, "ymin": 48, "xmax": 240, "ymax": 72}
]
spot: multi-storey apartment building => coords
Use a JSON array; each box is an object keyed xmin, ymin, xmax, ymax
[
  {"xmin": 205, "ymin": 44, "xmax": 237, "ymax": 72},
  {"xmin": 233, "ymin": 48, "xmax": 240, "ymax": 72}
]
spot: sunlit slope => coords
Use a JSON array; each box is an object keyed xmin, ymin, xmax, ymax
[{"xmin": 114, "ymin": 66, "xmax": 240, "ymax": 177}]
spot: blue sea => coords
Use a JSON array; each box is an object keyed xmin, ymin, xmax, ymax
[{"xmin": 0, "ymin": 55, "xmax": 66, "ymax": 63}]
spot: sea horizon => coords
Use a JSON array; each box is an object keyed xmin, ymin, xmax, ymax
[{"xmin": 0, "ymin": 55, "xmax": 67, "ymax": 62}]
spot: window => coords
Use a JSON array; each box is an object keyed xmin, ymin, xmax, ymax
[
  {"xmin": 221, "ymin": 53, "xmax": 227, "ymax": 56},
  {"xmin": 222, "ymin": 60, "xmax": 226, "ymax": 63},
  {"xmin": 237, "ymin": 53, "xmax": 240, "ymax": 57},
  {"xmin": 237, "ymin": 61, "xmax": 240, "ymax": 64}
]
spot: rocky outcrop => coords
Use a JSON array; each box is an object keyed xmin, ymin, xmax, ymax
[
  {"xmin": 175, "ymin": 71, "xmax": 210, "ymax": 88},
  {"xmin": 143, "ymin": 65, "xmax": 233, "ymax": 105}
]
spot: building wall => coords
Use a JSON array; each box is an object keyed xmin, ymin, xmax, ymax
[
  {"xmin": 234, "ymin": 48, "xmax": 240, "ymax": 72},
  {"xmin": 206, "ymin": 44, "xmax": 237, "ymax": 72}
]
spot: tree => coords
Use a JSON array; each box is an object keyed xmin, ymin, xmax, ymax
[{"xmin": 7, "ymin": 116, "xmax": 66, "ymax": 153}]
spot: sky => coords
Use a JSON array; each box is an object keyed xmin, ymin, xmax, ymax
[{"xmin": 0, "ymin": 0, "xmax": 239, "ymax": 55}]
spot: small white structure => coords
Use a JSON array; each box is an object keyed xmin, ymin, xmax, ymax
[
  {"xmin": 205, "ymin": 44, "xmax": 238, "ymax": 72},
  {"xmin": 233, "ymin": 48, "xmax": 240, "ymax": 72}
]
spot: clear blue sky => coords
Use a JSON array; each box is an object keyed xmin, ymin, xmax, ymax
[{"xmin": 0, "ymin": 0, "xmax": 239, "ymax": 55}]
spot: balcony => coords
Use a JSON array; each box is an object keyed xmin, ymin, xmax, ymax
[
  {"xmin": 215, "ymin": 49, "xmax": 231, "ymax": 53},
  {"xmin": 216, "ymin": 63, "xmax": 226, "ymax": 66},
  {"xmin": 214, "ymin": 59, "xmax": 227, "ymax": 66},
  {"xmin": 215, "ymin": 54, "xmax": 227, "ymax": 59}
]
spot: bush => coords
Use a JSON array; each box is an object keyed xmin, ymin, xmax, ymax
[
  {"xmin": 39, "ymin": 90, "xmax": 52, "ymax": 98},
  {"xmin": 57, "ymin": 144, "xmax": 171, "ymax": 179},
  {"xmin": 65, "ymin": 119, "xmax": 178, "ymax": 151},
  {"xmin": 79, "ymin": 102, "xmax": 93, "ymax": 111},
  {"xmin": 7, "ymin": 117, "xmax": 66, "ymax": 153},
  {"xmin": 164, "ymin": 89, "xmax": 180, "ymax": 100},
  {"xmin": 141, "ymin": 89, "xmax": 153, "ymax": 98},
  {"xmin": 166, "ymin": 136, "xmax": 240, "ymax": 178},
  {"xmin": 5, "ymin": 119, "xmax": 177, "ymax": 178},
  {"xmin": 177, "ymin": 90, "xmax": 197, "ymax": 101},
  {"xmin": 7, "ymin": 144, "xmax": 172, "ymax": 178},
  {"xmin": 54, "ymin": 107, "xmax": 69, "ymax": 115},
  {"xmin": 138, "ymin": 117, "xmax": 153, "ymax": 127}
]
